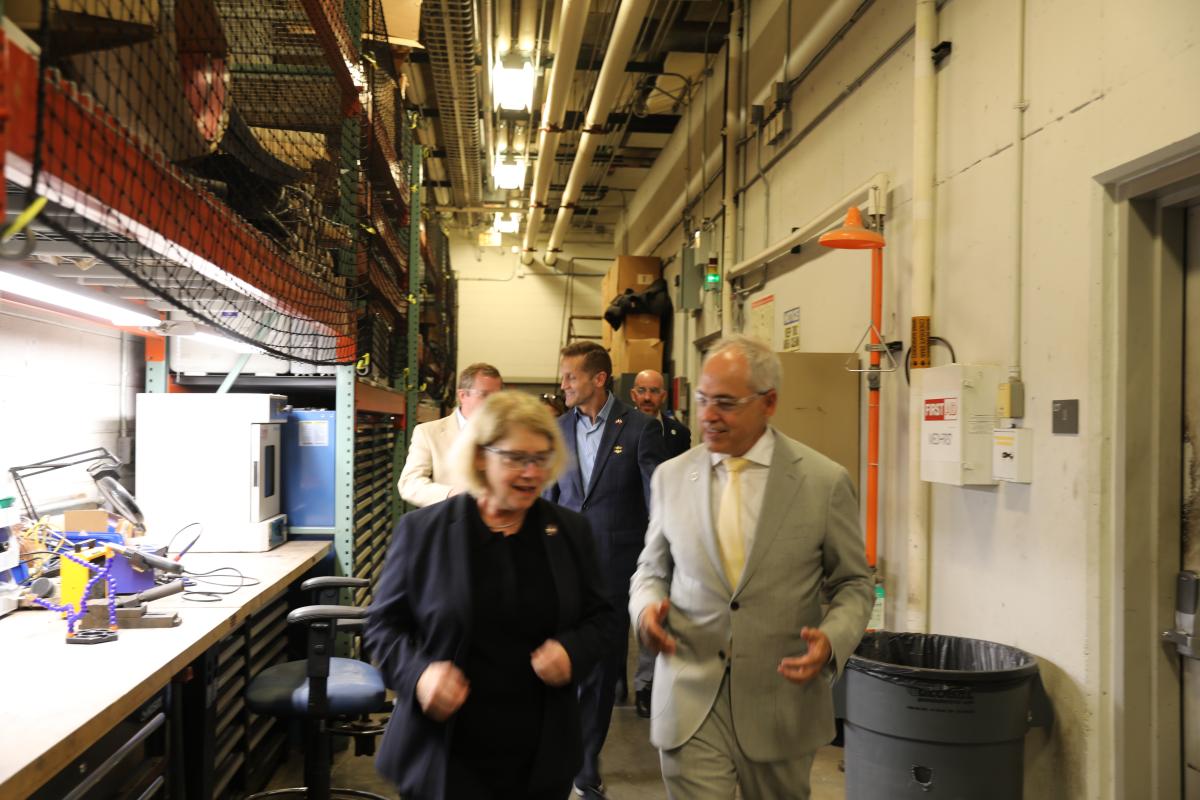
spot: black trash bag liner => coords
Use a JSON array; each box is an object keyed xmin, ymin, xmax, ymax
[
  {"xmin": 848, "ymin": 632, "xmax": 1039, "ymax": 686},
  {"xmin": 604, "ymin": 278, "xmax": 673, "ymax": 330}
]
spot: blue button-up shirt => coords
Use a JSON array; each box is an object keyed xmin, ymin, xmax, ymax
[{"xmin": 575, "ymin": 391, "xmax": 615, "ymax": 489}]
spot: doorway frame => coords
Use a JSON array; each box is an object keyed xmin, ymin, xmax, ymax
[{"xmin": 1096, "ymin": 137, "xmax": 1200, "ymax": 799}]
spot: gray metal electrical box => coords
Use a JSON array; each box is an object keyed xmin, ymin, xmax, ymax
[{"xmin": 679, "ymin": 245, "xmax": 703, "ymax": 311}]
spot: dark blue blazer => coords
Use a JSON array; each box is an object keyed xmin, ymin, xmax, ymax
[
  {"xmin": 661, "ymin": 413, "xmax": 692, "ymax": 459},
  {"xmin": 365, "ymin": 495, "xmax": 616, "ymax": 800},
  {"xmin": 545, "ymin": 395, "xmax": 666, "ymax": 551}
]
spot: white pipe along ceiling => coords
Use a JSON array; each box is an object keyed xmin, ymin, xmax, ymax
[
  {"xmin": 544, "ymin": 0, "xmax": 653, "ymax": 266},
  {"xmin": 520, "ymin": 0, "xmax": 591, "ymax": 264}
]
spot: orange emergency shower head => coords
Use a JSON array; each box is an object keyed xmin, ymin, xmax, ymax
[{"xmin": 819, "ymin": 206, "xmax": 885, "ymax": 250}]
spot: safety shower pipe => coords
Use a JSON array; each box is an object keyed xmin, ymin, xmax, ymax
[
  {"xmin": 907, "ymin": 0, "xmax": 937, "ymax": 634},
  {"xmin": 866, "ymin": 239, "xmax": 883, "ymax": 569},
  {"xmin": 545, "ymin": 0, "xmax": 653, "ymax": 265},
  {"xmin": 619, "ymin": 0, "xmax": 863, "ymax": 257},
  {"xmin": 521, "ymin": 0, "xmax": 591, "ymax": 264},
  {"xmin": 725, "ymin": 173, "xmax": 888, "ymax": 280}
]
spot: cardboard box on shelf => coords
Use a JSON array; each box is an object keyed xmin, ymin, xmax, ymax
[
  {"xmin": 617, "ymin": 313, "xmax": 660, "ymax": 341},
  {"xmin": 601, "ymin": 257, "xmax": 661, "ymax": 345},
  {"xmin": 604, "ymin": 256, "xmax": 661, "ymax": 301},
  {"xmin": 611, "ymin": 336, "xmax": 664, "ymax": 377},
  {"xmin": 375, "ymin": 0, "xmax": 424, "ymax": 47}
]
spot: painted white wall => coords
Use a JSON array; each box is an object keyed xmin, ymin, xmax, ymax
[
  {"xmin": 452, "ymin": 234, "xmax": 612, "ymax": 383},
  {"xmin": 628, "ymin": 0, "xmax": 1200, "ymax": 796},
  {"xmin": 0, "ymin": 306, "xmax": 141, "ymax": 513}
]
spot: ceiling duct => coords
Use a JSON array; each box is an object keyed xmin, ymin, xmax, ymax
[{"xmin": 422, "ymin": 0, "xmax": 484, "ymax": 221}]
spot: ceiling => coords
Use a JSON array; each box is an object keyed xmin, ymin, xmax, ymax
[{"xmin": 405, "ymin": 0, "xmax": 730, "ymax": 245}]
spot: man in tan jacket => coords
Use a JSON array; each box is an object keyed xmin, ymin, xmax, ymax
[{"xmin": 397, "ymin": 363, "xmax": 502, "ymax": 507}]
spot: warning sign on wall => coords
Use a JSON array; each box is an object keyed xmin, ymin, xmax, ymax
[
  {"xmin": 782, "ymin": 306, "xmax": 801, "ymax": 351},
  {"xmin": 749, "ymin": 294, "xmax": 775, "ymax": 345}
]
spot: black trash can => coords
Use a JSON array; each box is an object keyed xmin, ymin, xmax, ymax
[{"xmin": 842, "ymin": 632, "xmax": 1052, "ymax": 799}]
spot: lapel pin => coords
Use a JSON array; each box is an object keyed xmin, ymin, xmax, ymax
[
  {"xmin": 670, "ymin": 429, "xmax": 677, "ymax": 435},
  {"xmin": 545, "ymin": 523, "xmax": 559, "ymax": 536},
  {"xmin": 613, "ymin": 445, "xmax": 624, "ymax": 455},
  {"xmin": 614, "ymin": 418, "xmax": 624, "ymax": 425}
]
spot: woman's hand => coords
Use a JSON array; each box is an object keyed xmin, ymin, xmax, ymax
[
  {"xmin": 415, "ymin": 661, "xmax": 470, "ymax": 721},
  {"xmin": 531, "ymin": 639, "xmax": 572, "ymax": 686}
]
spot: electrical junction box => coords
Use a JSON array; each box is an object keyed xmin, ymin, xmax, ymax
[
  {"xmin": 920, "ymin": 363, "xmax": 1001, "ymax": 486},
  {"xmin": 992, "ymin": 427, "xmax": 1033, "ymax": 483}
]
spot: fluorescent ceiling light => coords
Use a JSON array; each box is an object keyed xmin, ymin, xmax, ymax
[
  {"xmin": 493, "ymin": 155, "xmax": 527, "ymax": 190},
  {"xmin": 493, "ymin": 58, "xmax": 534, "ymax": 111},
  {"xmin": 0, "ymin": 267, "xmax": 162, "ymax": 327},
  {"xmin": 493, "ymin": 212, "xmax": 520, "ymax": 234}
]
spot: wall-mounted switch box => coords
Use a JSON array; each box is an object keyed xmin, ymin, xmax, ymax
[{"xmin": 992, "ymin": 427, "xmax": 1033, "ymax": 483}]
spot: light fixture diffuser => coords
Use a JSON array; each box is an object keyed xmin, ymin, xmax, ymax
[{"xmin": 0, "ymin": 266, "xmax": 162, "ymax": 327}]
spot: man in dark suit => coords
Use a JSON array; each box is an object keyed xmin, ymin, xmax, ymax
[
  {"xmin": 547, "ymin": 341, "xmax": 667, "ymax": 799},
  {"xmin": 627, "ymin": 368, "xmax": 692, "ymax": 717},
  {"xmin": 632, "ymin": 368, "xmax": 691, "ymax": 459}
]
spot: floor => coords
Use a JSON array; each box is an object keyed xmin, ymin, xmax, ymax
[{"xmin": 264, "ymin": 696, "xmax": 848, "ymax": 799}]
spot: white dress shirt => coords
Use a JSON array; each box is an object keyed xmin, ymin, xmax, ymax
[{"xmin": 708, "ymin": 428, "xmax": 776, "ymax": 563}]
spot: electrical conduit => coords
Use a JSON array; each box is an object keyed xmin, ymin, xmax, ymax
[
  {"xmin": 906, "ymin": 0, "xmax": 937, "ymax": 633},
  {"xmin": 619, "ymin": 0, "xmax": 865, "ymax": 257}
]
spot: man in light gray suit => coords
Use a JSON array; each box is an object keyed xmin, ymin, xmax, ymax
[
  {"xmin": 630, "ymin": 335, "xmax": 873, "ymax": 799},
  {"xmin": 397, "ymin": 363, "xmax": 502, "ymax": 507}
]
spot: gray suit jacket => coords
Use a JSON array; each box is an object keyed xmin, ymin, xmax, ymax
[
  {"xmin": 629, "ymin": 430, "xmax": 873, "ymax": 760},
  {"xmin": 397, "ymin": 414, "xmax": 460, "ymax": 508}
]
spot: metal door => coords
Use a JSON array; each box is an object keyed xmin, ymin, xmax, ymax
[{"xmin": 1183, "ymin": 204, "xmax": 1200, "ymax": 795}]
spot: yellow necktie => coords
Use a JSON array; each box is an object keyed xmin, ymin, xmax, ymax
[{"xmin": 717, "ymin": 456, "xmax": 750, "ymax": 587}]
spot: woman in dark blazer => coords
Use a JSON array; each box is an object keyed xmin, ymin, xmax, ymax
[{"xmin": 366, "ymin": 391, "xmax": 616, "ymax": 800}]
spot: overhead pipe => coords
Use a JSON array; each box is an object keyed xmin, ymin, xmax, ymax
[
  {"xmin": 547, "ymin": 0, "xmax": 563, "ymax": 56},
  {"xmin": 906, "ymin": 0, "xmax": 938, "ymax": 634},
  {"xmin": 496, "ymin": 0, "xmax": 512, "ymax": 55},
  {"xmin": 545, "ymin": 0, "xmax": 652, "ymax": 266},
  {"xmin": 518, "ymin": 0, "xmax": 538, "ymax": 54},
  {"xmin": 521, "ymin": 0, "xmax": 591, "ymax": 264},
  {"xmin": 617, "ymin": 0, "xmax": 864, "ymax": 256}
]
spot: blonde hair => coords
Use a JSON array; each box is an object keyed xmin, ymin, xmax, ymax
[{"xmin": 451, "ymin": 390, "xmax": 567, "ymax": 496}]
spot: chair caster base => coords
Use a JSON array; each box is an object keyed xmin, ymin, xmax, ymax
[{"xmin": 245, "ymin": 788, "xmax": 390, "ymax": 800}]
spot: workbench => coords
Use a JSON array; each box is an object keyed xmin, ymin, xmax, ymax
[{"xmin": 0, "ymin": 539, "xmax": 331, "ymax": 798}]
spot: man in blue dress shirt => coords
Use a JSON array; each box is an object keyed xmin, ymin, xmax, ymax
[{"xmin": 547, "ymin": 341, "xmax": 667, "ymax": 799}]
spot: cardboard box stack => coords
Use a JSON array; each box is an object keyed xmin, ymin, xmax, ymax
[{"xmin": 602, "ymin": 256, "xmax": 663, "ymax": 375}]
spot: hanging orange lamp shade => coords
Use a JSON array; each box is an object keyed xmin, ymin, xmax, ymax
[{"xmin": 818, "ymin": 206, "xmax": 885, "ymax": 249}]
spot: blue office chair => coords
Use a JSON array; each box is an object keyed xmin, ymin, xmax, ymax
[{"xmin": 245, "ymin": 576, "xmax": 389, "ymax": 800}]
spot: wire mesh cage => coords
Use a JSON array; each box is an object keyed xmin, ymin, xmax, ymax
[{"xmin": 6, "ymin": 0, "xmax": 415, "ymax": 365}]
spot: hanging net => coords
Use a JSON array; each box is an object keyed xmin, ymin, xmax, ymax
[{"xmin": 3, "ymin": 0, "xmax": 416, "ymax": 366}]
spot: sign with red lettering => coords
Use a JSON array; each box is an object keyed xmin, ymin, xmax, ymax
[{"xmin": 924, "ymin": 397, "xmax": 958, "ymax": 421}]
